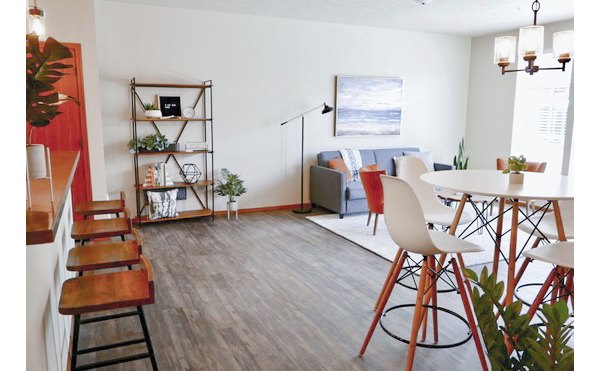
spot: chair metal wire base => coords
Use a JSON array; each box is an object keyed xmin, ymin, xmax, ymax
[{"xmin": 379, "ymin": 304, "xmax": 473, "ymax": 349}]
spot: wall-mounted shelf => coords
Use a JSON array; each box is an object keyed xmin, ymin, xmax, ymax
[
  {"xmin": 132, "ymin": 118, "xmax": 212, "ymax": 122},
  {"xmin": 135, "ymin": 180, "xmax": 213, "ymax": 190},
  {"xmin": 130, "ymin": 77, "xmax": 214, "ymax": 224}
]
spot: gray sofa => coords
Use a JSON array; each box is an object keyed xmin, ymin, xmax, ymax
[{"xmin": 309, "ymin": 148, "xmax": 452, "ymax": 218}]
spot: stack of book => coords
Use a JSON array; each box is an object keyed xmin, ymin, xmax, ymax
[
  {"xmin": 143, "ymin": 162, "xmax": 174, "ymax": 187},
  {"xmin": 185, "ymin": 142, "xmax": 208, "ymax": 152}
]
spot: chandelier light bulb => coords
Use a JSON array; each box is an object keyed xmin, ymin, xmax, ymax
[
  {"xmin": 494, "ymin": 36, "xmax": 516, "ymax": 65},
  {"xmin": 518, "ymin": 25, "xmax": 544, "ymax": 58},
  {"xmin": 28, "ymin": 5, "xmax": 46, "ymax": 39},
  {"xmin": 553, "ymin": 30, "xmax": 574, "ymax": 60}
]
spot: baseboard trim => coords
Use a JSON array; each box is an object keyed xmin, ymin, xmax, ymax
[{"xmin": 214, "ymin": 203, "xmax": 311, "ymax": 216}]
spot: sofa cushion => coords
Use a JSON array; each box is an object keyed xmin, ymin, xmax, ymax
[
  {"xmin": 373, "ymin": 147, "xmax": 420, "ymax": 176},
  {"xmin": 346, "ymin": 181, "xmax": 366, "ymax": 200},
  {"xmin": 328, "ymin": 158, "xmax": 352, "ymax": 182},
  {"xmin": 318, "ymin": 149, "xmax": 376, "ymax": 168}
]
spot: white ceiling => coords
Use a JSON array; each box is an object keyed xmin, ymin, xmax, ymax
[{"xmin": 100, "ymin": 0, "xmax": 574, "ymax": 36}]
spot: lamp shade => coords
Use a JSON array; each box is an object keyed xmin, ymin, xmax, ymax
[
  {"xmin": 518, "ymin": 25, "xmax": 544, "ymax": 58},
  {"xmin": 494, "ymin": 36, "xmax": 516, "ymax": 64},
  {"xmin": 28, "ymin": 7, "xmax": 46, "ymax": 39},
  {"xmin": 553, "ymin": 30, "xmax": 574, "ymax": 60},
  {"xmin": 322, "ymin": 103, "xmax": 334, "ymax": 114}
]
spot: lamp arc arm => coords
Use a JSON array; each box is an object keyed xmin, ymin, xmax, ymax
[{"xmin": 280, "ymin": 103, "xmax": 326, "ymax": 126}]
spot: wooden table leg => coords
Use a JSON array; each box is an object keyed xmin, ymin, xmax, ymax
[
  {"xmin": 505, "ymin": 198, "xmax": 520, "ymax": 305},
  {"xmin": 493, "ymin": 198, "xmax": 506, "ymax": 278}
]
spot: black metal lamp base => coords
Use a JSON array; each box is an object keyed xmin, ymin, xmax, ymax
[{"xmin": 292, "ymin": 208, "xmax": 312, "ymax": 214}]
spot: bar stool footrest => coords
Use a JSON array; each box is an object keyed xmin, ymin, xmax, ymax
[
  {"xmin": 379, "ymin": 304, "xmax": 472, "ymax": 349},
  {"xmin": 77, "ymin": 338, "xmax": 147, "ymax": 355},
  {"xmin": 75, "ymin": 352, "xmax": 151, "ymax": 371},
  {"xmin": 80, "ymin": 310, "xmax": 138, "ymax": 324}
]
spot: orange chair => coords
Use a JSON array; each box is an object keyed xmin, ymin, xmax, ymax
[
  {"xmin": 359, "ymin": 169, "xmax": 386, "ymax": 235},
  {"xmin": 496, "ymin": 158, "xmax": 547, "ymax": 173}
]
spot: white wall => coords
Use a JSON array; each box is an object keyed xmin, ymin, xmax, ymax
[
  {"xmin": 42, "ymin": 0, "xmax": 108, "ymax": 200},
  {"xmin": 95, "ymin": 1, "xmax": 472, "ymax": 211},
  {"xmin": 464, "ymin": 19, "xmax": 574, "ymax": 170}
]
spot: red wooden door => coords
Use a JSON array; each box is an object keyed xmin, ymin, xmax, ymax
[{"xmin": 27, "ymin": 43, "xmax": 92, "ymax": 220}]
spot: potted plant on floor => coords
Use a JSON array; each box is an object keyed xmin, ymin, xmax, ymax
[
  {"xmin": 127, "ymin": 133, "xmax": 168, "ymax": 153},
  {"xmin": 453, "ymin": 137, "xmax": 469, "ymax": 170},
  {"xmin": 215, "ymin": 168, "xmax": 247, "ymax": 220},
  {"xmin": 26, "ymin": 33, "xmax": 79, "ymax": 178},
  {"xmin": 502, "ymin": 155, "xmax": 527, "ymax": 184},
  {"xmin": 143, "ymin": 103, "xmax": 162, "ymax": 119},
  {"xmin": 465, "ymin": 267, "xmax": 574, "ymax": 370}
]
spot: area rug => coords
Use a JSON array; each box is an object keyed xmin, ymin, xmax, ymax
[{"xmin": 306, "ymin": 212, "xmax": 533, "ymax": 267}]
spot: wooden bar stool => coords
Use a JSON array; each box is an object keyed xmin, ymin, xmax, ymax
[
  {"xmin": 59, "ymin": 255, "xmax": 159, "ymax": 371},
  {"xmin": 71, "ymin": 207, "xmax": 132, "ymax": 245},
  {"xmin": 75, "ymin": 191, "xmax": 126, "ymax": 219},
  {"xmin": 67, "ymin": 229, "xmax": 142, "ymax": 275}
]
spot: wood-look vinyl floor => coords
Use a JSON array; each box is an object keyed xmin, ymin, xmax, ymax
[{"xmin": 76, "ymin": 210, "xmax": 561, "ymax": 370}]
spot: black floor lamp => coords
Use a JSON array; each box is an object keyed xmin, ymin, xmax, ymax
[{"xmin": 280, "ymin": 102, "xmax": 334, "ymax": 214}]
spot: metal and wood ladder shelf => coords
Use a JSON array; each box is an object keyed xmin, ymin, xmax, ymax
[{"xmin": 129, "ymin": 78, "xmax": 214, "ymax": 224}]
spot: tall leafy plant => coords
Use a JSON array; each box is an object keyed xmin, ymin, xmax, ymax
[
  {"xmin": 465, "ymin": 267, "xmax": 574, "ymax": 370},
  {"xmin": 215, "ymin": 169, "xmax": 247, "ymax": 202},
  {"xmin": 26, "ymin": 34, "xmax": 79, "ymax": 143},
  {"xmin": 453, "ymin": 137, "xmax": 469, "ymax": 170}
]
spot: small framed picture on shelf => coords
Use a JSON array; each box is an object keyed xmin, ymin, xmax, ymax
[{"xmin": 158, "ymin": 96, "xmax": 182, "ymax": 117}]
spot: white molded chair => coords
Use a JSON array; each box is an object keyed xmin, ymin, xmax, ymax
[
  {"xmin": 397, "ymin": 156, "xmax": 474, "ymax": 227},
  {"xmin": 359, "ymin": 175, "xmax": 488, "ymax": 371},
  {"xmin": 523, "ymin": 241, "xmax": 574, "ymax": 317}
]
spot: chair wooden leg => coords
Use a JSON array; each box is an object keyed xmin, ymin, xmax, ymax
[
  {"xmin": 374, "ymin": 248, "xmax": 403, "ymax": 311},
  {"xmin": 493, "ymin": 198, "xmax": 506, "ymax": 277},
  {"xmin": 405, "ymin": 258, "xmax": 429, "ymax": 371},
  {"xmin": 566, "ymin": 269, "xmax": 574, "ymax": 308},
  {"xmin": 359, "ymin": 251, "xmax": 408, "ymax": 356},
  {"xmin": 367, "ymin": 212, "xmax": 372, "ymax": 226},
  {"xmin": 420, "ymin": 258, "xmax": 431, "ymax": 342},
  {"xmin": 429, "ymin": 256, "xmax": 439, "ymax": 344},
  {"xmin": 373, "ymin": 213, "xmax": 379, "ymax": 236},
  {"xmin": 527, "ymin": 268, "xmax": 556, "ymax": 319},
  {"xmin": 450, "ymin": 258, "xmax": 489, "ymax": 371}
]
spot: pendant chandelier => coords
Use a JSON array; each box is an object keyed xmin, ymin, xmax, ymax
[
  {"xmin": 28, "ymin": 0, "xmax": 46, "ymax": 39},
  {"xmin": 494, "ymin": 0, "xmax": 573, "ymax": 75}
]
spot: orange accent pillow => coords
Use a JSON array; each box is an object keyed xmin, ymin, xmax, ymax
[
  {"xmin": 360, "ymin": 164, "xmax": 379, "ymax": 171},
  {"xmin": 329, "ymin": 158, "xmax": 352, "ymax": 181}
]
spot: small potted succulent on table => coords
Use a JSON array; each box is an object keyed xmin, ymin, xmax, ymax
[
  {"xmin": 503, "ymin": 155, "xmax": 527, "ymax": 184},
  {"xmin": 143, "ymin": 103, "xmax": 162, "ymax": 119},
  {"xmin": 215, "ymin": 169, "xmax": 247, "ymax": 220},
  {"xmin": 128, "ymin": 133, "xmax": 168, "ymax": 153}
]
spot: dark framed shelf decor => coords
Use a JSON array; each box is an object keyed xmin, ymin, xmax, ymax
[{"xmin": 130, "ymin": 77, "xmax": 214, "ymax": 224}]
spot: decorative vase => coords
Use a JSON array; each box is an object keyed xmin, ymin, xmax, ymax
[
  {"xmin": 144, "ymin": 110, "xmax": 162, "ymax": 118},
  {"xmin": 227, "ymin": 200, "xmax": 238, "ymax": 220},
  {"xmin": 509, "ymin": 172, "xmax": 524, "ymax": 184},
  {"xmin": 26, "ymin": 144, "xmax": 47, "ymax": 179}
]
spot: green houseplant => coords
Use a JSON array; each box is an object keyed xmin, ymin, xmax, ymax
[
  {"xmin": 503, "ymin": 155, "xmax": 527, "ymax": 184},
  {"xmin": 26, "ymin": 33, "xmax": 79, "ymax": 178},
  {"xmin": 453, "ymin": 137, "xmax": 469, "ymax": 170},
  {"xmin": 127, "ymin": 133, "xmax": 168, "ymax": 153},
  {"xmin": 465, "ymin": 267, "xmax": 574, "ymax": 370},
  {"xmin": 143, "ymin": 102, "xmax": 162, "ymax": 119},
  {"xmin": 215, "ymin": 169, "xmax": 247, "ymax": 219}
]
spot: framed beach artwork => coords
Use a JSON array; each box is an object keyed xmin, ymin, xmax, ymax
[{"xmin": 334, "ymin": 76, "xmax": 403, "ymax": 136}]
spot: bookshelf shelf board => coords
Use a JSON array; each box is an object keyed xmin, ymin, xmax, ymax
[
  {"xmin": 136, "ymin": 150, "xmax": 212, "ymax": 156},
  {"xmin": 135, "ymin": 181, "xmax": 213, "ymax": 190},
  {"xmin": 132, "ymin": 118, "xmax": 212, "ymax": 122},
  {"xmin": 130, "ymin": 82, "xmax": 212, "ymax": 89},
  {"xmin": 134, "ymin": 208, "xmax": 213, "ymax": 224}
]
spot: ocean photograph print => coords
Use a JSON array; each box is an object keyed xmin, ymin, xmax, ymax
[{"xmin": 334, "ymin": 76, "xmax": 403, "ymax": 136}]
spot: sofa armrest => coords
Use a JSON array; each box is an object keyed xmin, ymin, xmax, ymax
[
  {"xmin": 310, "ymin": 165, "xmax": 347, "ymax": 214},
  {"xmin": 434, "ymin": 163, "xmax": 454, "ymax": 171}
]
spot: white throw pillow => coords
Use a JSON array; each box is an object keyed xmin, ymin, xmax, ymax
[
  {"xmin": 403, "ymin": 151, "xmax": 435, "ymax": 172},
  {"xmin": 392, "ymin": 156, "xmax": 403, "ymax": 177},
  {"xmin": 146, "ymin": 189, "xmax": 178, "ymax": 220}
]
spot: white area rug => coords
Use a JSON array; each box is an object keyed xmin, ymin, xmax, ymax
[{"xmin": 307, "ymin": 211, "xmax": 533, "ymax": 267}]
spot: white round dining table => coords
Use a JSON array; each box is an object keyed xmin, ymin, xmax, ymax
[{"xmin": 420, "ymin": 170, "xmax": 574, "ymax": 305}]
